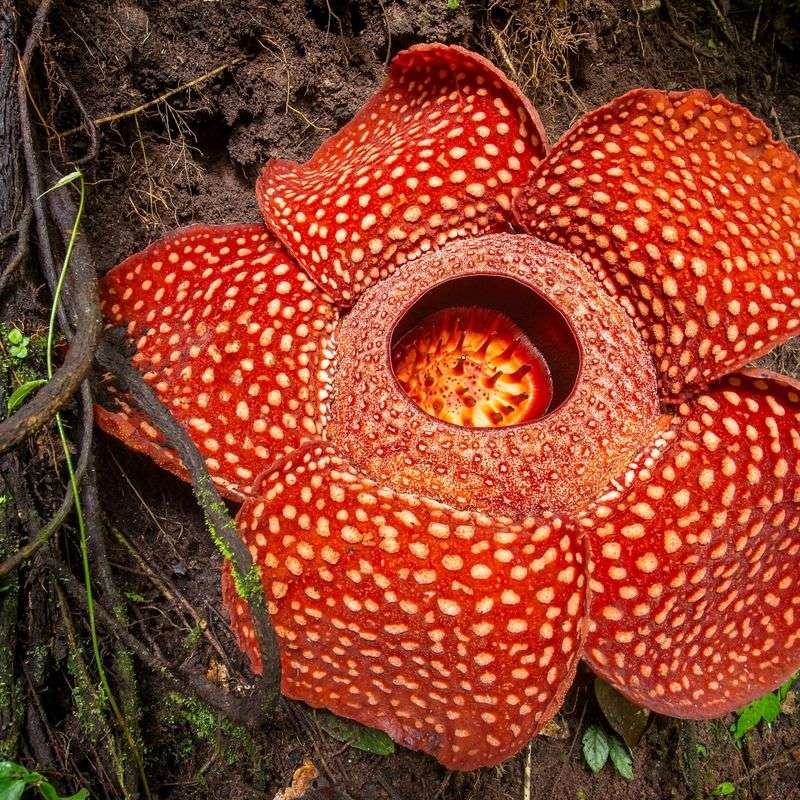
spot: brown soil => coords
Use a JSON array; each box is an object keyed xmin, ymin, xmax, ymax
[{"xmin": 11, "ymin": 0, "xmax": 800, "ymax": 798}]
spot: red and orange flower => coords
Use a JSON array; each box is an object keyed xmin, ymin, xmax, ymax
[{"xmin": 97, "ymin": 44, "xmax": 800, "ymax": 770}]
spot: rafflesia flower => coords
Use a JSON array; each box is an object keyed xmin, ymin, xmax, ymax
[{"xmin": 97, "ymin": 44, "xmax": 800, "ymax": 770}]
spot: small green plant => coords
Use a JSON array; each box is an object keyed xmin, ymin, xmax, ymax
[
  {"xmin": 1, "ymin": 324, "xmax": 46, "ymax": 415},
  {"xmin": 0, "ymin": 761, "xmax": 88, "ymax": 800},
  {"xmin": 711, "ymin": 782, "xmax": 736, "ymax": 797},
  {"xmin": 731, "ymin": 672, "xmax": 798, "ymax": 741},
  {"xmin": 314, "ymin": 709, "xmax": 395, "ymax": 755},
  {"xmin": 446, "ymin": 0, "xmax": 460, "ymax": 9},
  {"xmin": 6, "ymin": 329, "xmax": 30, "ymax": 360},
  {"xmin": 594, "ymin": 677, "xmax": 649, "ymax": 748},
  {"xmin": 582, "ymin": 724, "xmax": 634, "ymax": 780}
]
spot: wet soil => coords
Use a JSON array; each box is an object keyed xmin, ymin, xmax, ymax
[{"xmin": 25, "ymin": 0, "xmax": 800, "ymax": 797}]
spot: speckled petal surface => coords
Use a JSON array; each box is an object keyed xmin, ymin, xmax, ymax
[
  {"xmin": 223, "ymin": 443, "xmax": 586, "ymax": 771},
  {"xmin": 257, "ymin": 43, "xmax": 548, "ymax": 306},
  {"xmin": 327, "ymin": 233, "xmax": 660, "ymax": 518},
  {"xmin": 97, "ymin": 224, "xmax": 338, "ymax": 500},
  {"xmin": 514, "ymin": 89, "xmax": 800, "ymax": 398},
  {"xmin": 581, "ymin": 370, "xmax": 800, "ymax": 717}
]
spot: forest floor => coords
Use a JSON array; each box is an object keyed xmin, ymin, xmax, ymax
[{"xmin": 2, "ymin": 0, "xmax": 800, "ymax": 798}]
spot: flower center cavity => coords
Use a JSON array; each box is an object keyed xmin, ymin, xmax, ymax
[{"xmin": 389, "ymin": 275, "xmax": 581, "ymax": 429}]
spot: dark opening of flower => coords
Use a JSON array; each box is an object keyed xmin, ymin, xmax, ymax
[{"xmin": 97, "ymin": 43, "xmax": 800, "ymax": 772}]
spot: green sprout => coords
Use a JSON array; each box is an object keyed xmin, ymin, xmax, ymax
[
  {"xmin": 731, "ymin": 671, "xmax": 798, "ymax": 742},
  {"xmin": 6, "ymin": 329, "xmax": 30, "ymax": 360},
  {"xmin": 0, "ymin": 760, "xmax": 88, "ymax": 800}
]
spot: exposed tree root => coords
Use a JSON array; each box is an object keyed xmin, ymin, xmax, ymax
[
  {"xmin": 95, "ymin": 340, "xmax": 282, "ymax": 710},
  {"xmin": 0, "ymin": 463, "xmax": 24, "ymax": 760},
  {"xmin": 0, "ymin": 3, "xmax": 100, "ymax": 454},
  {"xmin": 0, "ymin": 3, "xmax": 282, "ymax": 797}
]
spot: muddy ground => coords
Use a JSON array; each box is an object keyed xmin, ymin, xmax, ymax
[{"xmin": 4, "ymin": 0, "xmax": 800, "ymax": 798}]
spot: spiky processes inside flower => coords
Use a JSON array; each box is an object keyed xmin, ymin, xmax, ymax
[{"xmin": 391, "ymin": 306, "xmax": 553, "ymax": 428}]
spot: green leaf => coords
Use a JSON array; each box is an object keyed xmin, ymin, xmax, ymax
[
  {"xmin": 608, "ymin": 735, "xmax": 634, "ymax": 780},
  {"xmin": 712, "ymin": 782, "xmax": 735, "ymax": 796},
  {"xmin": 37, "ymin": 781, "xmax": 88, "ymax": 800},
  {"xmin": 594, "ymin": 677, "xmax": 650, "ymax": 747},
  {"xmin": 582, "ymin": 725, "xmax": 609, "ymax": 774},
  {"xmin": 732, "ymin": 702, "xmax": 762, "ymax": 740},
  {"xmin": 0, "ymin": 779, "xmax": 27, "ymax": 800},
  {"xmin": 760, "ymin": 692, "xmax": 781, "ymax": 723},
  {"xmin": 0, "ymin": 762, "xmax": 37, "ymax": 800},
  {"xmin": 37, "ymin": 784, "xmax": 59, "ymax": 800},
  {"xmin": 0, "ymin": 763, "xmax": 35, "ymax": 785},
  {"xmin": 315, "ymin": 710, "xmax": 395, "ymax": 755},
  {"xmin": 38, "ymin": 171, "xmax": 83, "ymax": 199},
  {"xmin": 7, "ymin": 379, "xmax": 47, "ymax": 413},
  {"xmin": 7, "ymin": 330, "xmax": 22, "ymax": 345},
  {"xmin": 0, "ymin": 760, "xmax": 88, "ymax": 799},
  {"xmin": 732, "ymin": 692, "xmax": 781, "ymax": 740},
  {"xmin": 446, "ymin": 0, "xmax": 460, "ymax": 8}
]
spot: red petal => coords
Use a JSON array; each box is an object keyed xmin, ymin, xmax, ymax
[
  {"xmin": 515, "ymin": 89, "xmax": 800, "ymax": 398},
  {"xmin": 97, "ymin": 224, "xmax": 338, "ymax": 500},
  {"xmin": 95, "ymin": 396, "xmax": 188, "ymax": 482},
  {"xmin": 582, "ymin": 370, "xmax": 800, "ymax": 717},
  {"xmin": 257, "ymin": 44, "xmax": 548, "ymax": 306},
  {"xmin": 225, "ymin": 443, "xmax": 586, "ymax": 770}
]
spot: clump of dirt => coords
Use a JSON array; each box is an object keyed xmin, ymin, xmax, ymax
[{"xmin": 10, "ymin": 0, "xmax": 800, "ymax": 798}]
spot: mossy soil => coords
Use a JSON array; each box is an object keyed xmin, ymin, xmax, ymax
[{"xmin": 17, "ymin": 0, "xmax": 800, "ymax": 797}]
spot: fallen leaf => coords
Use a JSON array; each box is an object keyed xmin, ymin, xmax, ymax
[
  {"xmin": 273, "ymin": 759, "xmax": 319, "ymax": 800},
  {"xmin": 206, "ymin": 656, "xmax": 230, "ymax": 689},
  {"xmin": 540, "ymin": 718, "xmax": 570, "ymax": 739}
]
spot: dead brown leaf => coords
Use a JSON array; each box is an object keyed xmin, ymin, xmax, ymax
[{"xmin": 272, "ymin": 759, "xmax": 320, "ymax": 800}]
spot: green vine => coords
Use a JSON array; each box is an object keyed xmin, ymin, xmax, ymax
[{"xmin": 41, "ymin": 171, "xmax": 151, "ymax": 799}]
